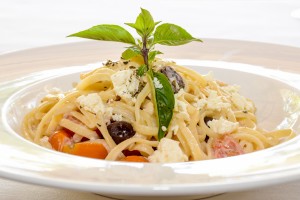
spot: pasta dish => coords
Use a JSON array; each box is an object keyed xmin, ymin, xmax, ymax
[{"xmin": 21, "ymin": 58, "xmax": 295, "ymax": 162}]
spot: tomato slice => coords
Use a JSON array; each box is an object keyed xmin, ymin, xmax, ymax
[
  {"xmin": 212, "ymin": 135, "xmax": 244, "ymax": 158},
  {"xmin": 120, "ymin": 156, "xmax": 149, "ymax": 162},
  {"xmin": 48, "ymin": 130, "xmax": 72, "ymax": 151},
  {"xmin": 49, "ymin": 130, "xmax": 108, "ymax": 159},
  {"xmin": 62, "ymin": 142, "xmax": 108, "ymax": 159}
]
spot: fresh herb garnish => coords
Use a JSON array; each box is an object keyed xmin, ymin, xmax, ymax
[
  {"xmin": 68, "ymin": 8, "xmax": 202, "ymax": 140},
  {"xmin": 153, "ymin": 72, "xmax": 175, "ymax": 139}
]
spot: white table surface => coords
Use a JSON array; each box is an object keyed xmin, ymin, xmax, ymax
[{"xmin": 1, "ymin": 0, "xmax": 300, "ymax": 199}]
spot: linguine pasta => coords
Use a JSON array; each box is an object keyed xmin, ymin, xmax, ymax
[{"xmin": 22, "ymin": 58, "xmax": 296, "ymax": 162}]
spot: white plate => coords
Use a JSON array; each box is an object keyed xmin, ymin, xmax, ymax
[{"xmin": 0, "ymin": 40, "xmax": 300, "ymax": 200}]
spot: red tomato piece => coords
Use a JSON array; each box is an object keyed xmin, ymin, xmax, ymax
[
  {"xmin": 62, "ymin": 142, "xmax": 108, "ymax": 159},
  {"xmin": 120, "ymin": 156, "xmax": 149, "ymax": 162},
  {"xmin": 212, "ymin": 135, "xmax": 244, "ymax": 158},
  {"xmin": 48, "ymin": 130, "xmax": 72, "ymax": 151}
]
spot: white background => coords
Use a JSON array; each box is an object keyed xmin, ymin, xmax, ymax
[{"xmin": 1, "ymin": 0, "xmax": 300, "ymax": 53}]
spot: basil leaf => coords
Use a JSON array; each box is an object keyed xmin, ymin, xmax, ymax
[
  {"xmin": 137, "ymin": 64, "xmax": 147, "ymax": 76},
  {"xmin": 68, "ymin": 24, "xmax": 136, "ymax": 45},
  {"xmin": 153, "ymin": 23, "xmax": 202, "ymax": 46},
  {"xmin": 148, "ymin": 50, "xmax": 163, "ymax": 63},
  {"xmin": 125, "ymin": 8, "xmax": 158, "ymax": 37},
  {"xmin": 153, "ymin": 72, "xmax": 175, "ymax": 140},
  {"xmin": 122, "ymin": 47, "xmax": 140, "ymax": 60}
]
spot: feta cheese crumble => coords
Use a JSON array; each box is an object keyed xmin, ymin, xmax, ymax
[
  {"xmin": 193, "ymin": 90, "xmax": 231, "ymax": 111},
  {"xmin": 206, "ymin": 90, "xmax": 231, "ymax": 111},
  {"xmin": 231, "ymin": 93, "xmax": 254, "ymax": 111},
  {"xmin": 153, "ymin": 77, "xmax": 163, "ymax": 89},
  {"xmin": 148, "ymin": 138, "xmax": 188, "ymax": 163},
  {"xmin": 111, "ymin": 69, "xmax": 140, "ymax": 100},
  {"xmin": 174, "ymin": 99, "xmax": 190, "ymax": 121},
  {"xmin": 76, "ymin": 93, "xmax": 114, "ymax": 123},
  {"xmin": 174, "ymin": 89, "xmax": 190, "ymax": 120},
  {"xmin": 207, "ymin": 117, "xmax": 239, "ymax": 134},
  {"xmin": 222, "ymin": 85, "xmax": 254, "ymax": 112},
  {"xmin": 193, "ymin": 98, "xmax": 207, "ymax": 110},
  {"xmin": 76, "ymin": 93, "xmax": 104, "ymax": 114}
]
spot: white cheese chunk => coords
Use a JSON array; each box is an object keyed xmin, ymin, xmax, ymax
[
  {"xmin": 153, "ymin": 77, "xmax": 163, "ymax": 89},
  {"xmin": 77, "ymin": 93, "xmax": 113, "ymax": 123},
  {"xmin": 111, "ymin": 69, "xmax": 140, "ymax": 100},
  {"xmin": 206, "ymin": 90, "xmax": 231, "ymax": 111},
  {"xmin": 148, "ymin": 138, "xmax": 188, "ymax": 163},
  {"xmin": 222, "ymin": 85, "xmax": 254, "ymax": 112},
  {"xmin": 161, "ymin": 126, "xmax": 167, "ymax": 131},
  {"xmin": 231, "ymin": 93, "xmax": 254, "ymax": 111},
  {"xmin": 207, "ymin": 117, "xmax": 239, "ymax": 134},
  {"xmin": 194, "ymin": 90, "xmax": 231, "ymax": 111},
  {"xmin": 193, "ymin": 98, "xmax": 207, "ymax": 110},
  {"xmin": 76, "ymin": 93, "xmax": 104, "ymax": 114},
  {"xmin": 174, "ymin": 99, "xmax": 190, "ymax": 121},
  {"xmin": 174, "ymin": 89, "xmax": 190, "ymax": 120}
]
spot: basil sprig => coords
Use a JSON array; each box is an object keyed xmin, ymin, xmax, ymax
[
  {"xmin": 153, "ymin": 72, "xmax": 175, "ymax": 139},
  {"xmin": 68, "ymin": 8, "xmax": 202, "ymax": 140}
]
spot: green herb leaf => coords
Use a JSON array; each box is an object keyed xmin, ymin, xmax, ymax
[
  {"xmin": 122, "ymin": 47, "xmax": 140, "ymax": 60},
  {"xmin": 137, "ymin": 64, "xmax": 147, "ymax": 76},
  {"xmin": 148, "ymin": 50, "xmax": 163, "ymax": 63},
  {"xmin": 153, "ymin": 72, "xmax": 175, "ymax": 140},
  {"xmin": 153, "ymin": 23, "xmax": 202, "ymax": 46},
  {"xmin": 68, "ymin": 24, "xmax": 136, "ymax": 45},
  {"xmin": 125, "ymin": 8, "xmax": 158, "ymax": 37}
]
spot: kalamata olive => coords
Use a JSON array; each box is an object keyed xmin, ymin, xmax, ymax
[
  {"xmin": 160, "ymin": 66, "xmax": 185, "ymax": 93},
  {"xmin": 107, "ymin": 121, "xmax": 135, "ymax": 144}
]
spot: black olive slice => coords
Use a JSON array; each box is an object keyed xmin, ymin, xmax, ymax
[
  {"xmin": 107, "ymin": 121, "xmax": 135, "ymax": 144},
  {"xmin": 160, "ymin": 66, "xmax": 185, "ymax": 93}
]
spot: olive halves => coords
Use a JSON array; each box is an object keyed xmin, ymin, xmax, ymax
[
  {"xmin": 160, "ymin": 66, "xmax": 185, "ymax": 93},
  {"xmin": 107, "ymin": 121, "xmax": 135, "ymax": 144}
]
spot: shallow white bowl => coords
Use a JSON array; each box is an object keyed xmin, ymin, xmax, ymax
[{"xmin": 0, "ymin": 40, "xmax": 300, "ymax": 200}]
